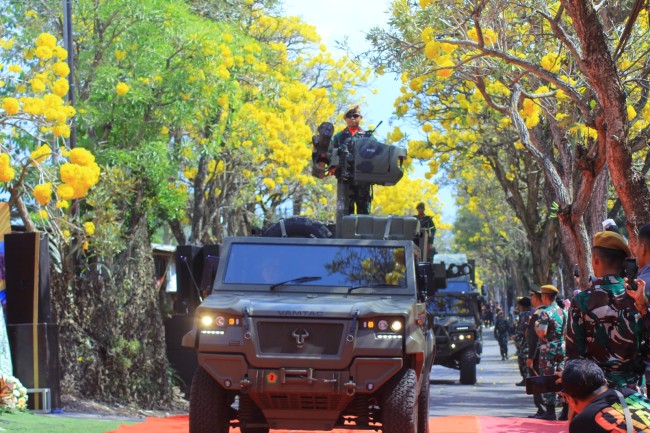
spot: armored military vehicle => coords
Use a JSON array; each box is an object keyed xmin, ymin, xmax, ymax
[
  {"xmin": 183, "ymin": 122, "xmax": 444, "ymax": 433},
  {"xmin": 428, "ymin": 254, "xmax": 483, "ymax": 385}
]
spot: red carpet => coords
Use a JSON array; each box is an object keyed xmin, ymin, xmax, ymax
[{"xmin": 109, "ymin": 415, "xmax": 569, "ymax": 433}]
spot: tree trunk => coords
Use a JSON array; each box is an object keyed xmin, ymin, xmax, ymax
[{"xmin": 562, "ymin": 0, "xmax": 650, "ymax": 246}]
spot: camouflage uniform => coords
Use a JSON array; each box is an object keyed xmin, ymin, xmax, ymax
[
  {"xmin": 566, "ymin": 275, "xmax": 647, "ymax": 393},
  {"xmin": 494, "ymin": 316, "xmax": 511, "ymax": 359},
  {"xmin": 332, "ymin": 128, "xmax": 371, "ymax": 215},
  {"xmin": 515, "ymin": 306, "xmax": 534, "ymax": 380},
  {"xmin": 527, "ymin": 304, "xmax": 546, "ymax": 413},
  {"xmin": 535, "ymin": 302, "xmax": 566, "ymax": 405}
]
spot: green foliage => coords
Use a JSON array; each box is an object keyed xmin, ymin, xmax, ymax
[{"xmin": 0, "ymin": 412, "xmax": 133, "ymax": 433}]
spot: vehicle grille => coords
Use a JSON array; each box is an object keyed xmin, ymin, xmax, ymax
[
  {"xmin": 257, "ymin": 393, "xmax": 343, "ymax": 410},
  {"xmin": 256, "ymin": 321, "xmax": 344, "ymax": 355}
]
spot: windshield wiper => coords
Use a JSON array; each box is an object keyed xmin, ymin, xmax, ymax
[
  {"xmin": 270, "ymin": 276, "xmax": 322, "ymax": 291},
  {"xmin": 348, "ymin": 283, "xmax": 398, "ymax": 293}
]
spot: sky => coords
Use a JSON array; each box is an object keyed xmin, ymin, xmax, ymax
[{"xmin": 281, "ymin": 0, "xmax": 457, "ymax": 223}]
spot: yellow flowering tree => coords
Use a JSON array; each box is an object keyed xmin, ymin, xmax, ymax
[
  {"xmin": 5, "ymin": 0, "xmax": 375, "ymax": 406},
  {"xmin": 453, "ymin": 169, "xmax": 535, "ymax": 302},
  {"xmin": 368, "ymin": 0, "xmax": 650, "ymax": 283},
  {"xmin": 0, "ymin": 31, "xmax": 99, "ymax": 246}
]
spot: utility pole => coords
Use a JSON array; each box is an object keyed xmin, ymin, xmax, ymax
[{"xmin": 63, "ymin": 0, "xmax": 76, "ymax": 148}]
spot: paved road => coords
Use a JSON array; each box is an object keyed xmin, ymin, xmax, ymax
[{"xmin": 428, "ymin": 328, "xmax": 537, "ymax": 418}]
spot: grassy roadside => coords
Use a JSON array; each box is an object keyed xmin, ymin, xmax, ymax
[{"xmin": 0, "ymin": 412, "xmax": 138, "ymax": 433}]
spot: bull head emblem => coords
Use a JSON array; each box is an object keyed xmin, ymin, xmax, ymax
[{"xmin": 291, "ymin": 328, "xmax": 310, "ymax": 349}]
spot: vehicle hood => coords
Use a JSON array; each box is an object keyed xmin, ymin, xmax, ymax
[{"xmin": 198, "ymin": 292, "xmax": 416, "ymax": 318}]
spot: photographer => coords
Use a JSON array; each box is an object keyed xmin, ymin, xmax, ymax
[
  {"xmin": 566, "ymin": 231, "xmax": 649, "ymax": 394},
  {"xmin": 561, "ymin": 359, "xmax": 650, "ymax": 433}
]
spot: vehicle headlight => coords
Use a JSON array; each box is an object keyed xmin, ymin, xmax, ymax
[
  {"xmin": 199, "ymin": 313, "xmax": 242, "ymax": 334},
  {"xmin": 390, "ymin": 320, "xmax": 403, "ymax": 332},
  {"xmin": 201, "ymin": 316, "xmax": 214, "ymax": 327},
  {"xmin": 363, "ymin": 318, "xmax": 404, "ymax": 340}
]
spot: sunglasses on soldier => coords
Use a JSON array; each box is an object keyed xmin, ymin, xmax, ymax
[{"xmin": 346, "ymin": 113, "xmax": 361, "ymax": 119}]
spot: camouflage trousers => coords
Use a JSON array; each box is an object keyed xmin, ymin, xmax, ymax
[
  {"xmin": 517, "ymin": 342, "xmax": 530, "ymax": 379},
  {"xmin": 539, "ymin": 342, "xmax": 564, "ymax": 405},
  {"xmin": 348, "ymin": 182, "xmax": 371, "ymax": 215}
]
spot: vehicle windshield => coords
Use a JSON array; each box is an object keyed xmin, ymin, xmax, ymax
[
  {"xmin": 222, "ymin": 243, "xmax": 407, "ymax": 289},
  {"xmin": 427, "ymin": 294, "xmax": 473, "ymax": 316}
]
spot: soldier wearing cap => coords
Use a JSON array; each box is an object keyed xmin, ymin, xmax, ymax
[
  {"xmin": 526, "ymin": 287, "xmax": 546, "ymax": 417},
  {"xmin": 532, "ymin": 284, "xmax": 567, "ymax": 420},
  {"xmin": 566, "ymin": 231, "xmax": 650, "ymax": 395},
  {"xmin": 330, "ymin": 105, "xmax": 371, "ymax": 214}
]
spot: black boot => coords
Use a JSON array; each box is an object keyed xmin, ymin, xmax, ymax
[
  {"xmin": 528, "ymin": 407, "xmax": 544, "ymax": 418},
  {"xmin": 557, "ymin": 404, "xmax": 568, "ymax": 421},
  {"xmin": 535, "ymin": 404, "xmax": 556, "ymax": 420}
]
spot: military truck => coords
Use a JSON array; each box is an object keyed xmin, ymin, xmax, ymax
[
  {"xmin": 182, "ymin": 122, "xmax": 444, "ymax": 433},
  {"xmin": 428, "ymin": 254, "xmax": 483, "ymax": 385}
]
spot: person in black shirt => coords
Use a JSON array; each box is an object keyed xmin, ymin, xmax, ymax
[
  {"xmin": 561, "ymin": 358, "xmax": 650, "ymax": 433},
  {"xmin": 414, "ymin": 202, "xmax": 436, "ymax": 258},
  {"xmin": 526, "ymin": 287, "xmax": 545, "ymax": 417}
]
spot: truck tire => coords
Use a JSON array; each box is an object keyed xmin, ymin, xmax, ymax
[
  {"xmin": 459, "ymin": 348, "xmax": 477, "ymax": 385},
  {"xmin": 417, "ymin": 370, "xmax": 430, "ymax": 433},
  {"xmin": 190, "ymin": 367, "xmax": 233, "ymax": 433},
  {"xmin": 381, "ymin": 368, "xmax": 418, "ymax": 433},
  {"xmin": 263, "ymin": 217, "xmax": 332, "ymax": 238}
]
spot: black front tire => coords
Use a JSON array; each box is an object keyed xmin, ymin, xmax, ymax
[
  {"xmin": 381, "ymin": 368, "xmax": 418, "ymax": 433},
  {"xmin": 459, "ymin": 349, "xmax": 477, "ymax": 385},
  {"xmin": 190, "ymin": 367, "xmax": 233, "ymax": 433}
]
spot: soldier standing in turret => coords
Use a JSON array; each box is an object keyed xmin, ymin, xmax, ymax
[{"xmin": 331, "ymin": 105, "xmax": 371, "ymax": 215}]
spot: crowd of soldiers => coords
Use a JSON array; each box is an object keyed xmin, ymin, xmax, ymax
[{"xmin": 508, "ymin": 226, "xmax": 650, "ymax": 424}]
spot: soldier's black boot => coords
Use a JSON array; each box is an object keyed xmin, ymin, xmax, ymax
[
  {"xmin": 527, "ymin": 406, "xmax": 544, "ymax": 418},
  {"xmin": 535, "ymin": 404, "xmax": 557, "ymax": 420},
  {"xmin": 557, "ymin": 404, "xmax": 568, "ymax": 421}
]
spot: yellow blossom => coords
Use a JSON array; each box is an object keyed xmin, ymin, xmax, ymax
[
  {"xmin": 35, "ymin": 46, "xmax": 53, "ymax": 59},
  {"xmin": 52, "ymin": 78, "xmax": 69, "ymax": 97},
  {"xmin": 0, "ymin": 154, "xmax": 15, "ymax": 183},
  {"xmin": 39, "ymin": 210, "xmax": 48, "ymax": 219},
  {"xmin": 57, "ymin": 183, "xmax": 75, "ymax": 200},
  {"xmin": 52, "ymin": 61, "xmax": 70, "ymax": 77},
  {"xmin": 33, "ymin": 183, "xmax": 53, "ymax": 205},
  {"xmin": 115, "ymin": 82, "xmax": 130, "ymax": 96},
  {"xmin": 84, "ymin": 221, "xmax": 95, "ymax": 236},
  {"xmin": 2, "ymin": 97, "xmax": 19, "ymax": 115},
  {"xmin": 628, "ymin": 105, "xmax": 637, "ymax": 121},
  {"xmin": 69, "ymin": 148, "xmax": 96, "ymax": 166},
  {"xmin": 36, "ymin": 33, "xmax": 57, "ymax": 49},
  {"xmin": 52, "ymin": 46, "xmax": 68, "ymax": 59},
  {"xmin": 30, "ymin": 144, "xmax": 51, "ymax": 165}
]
